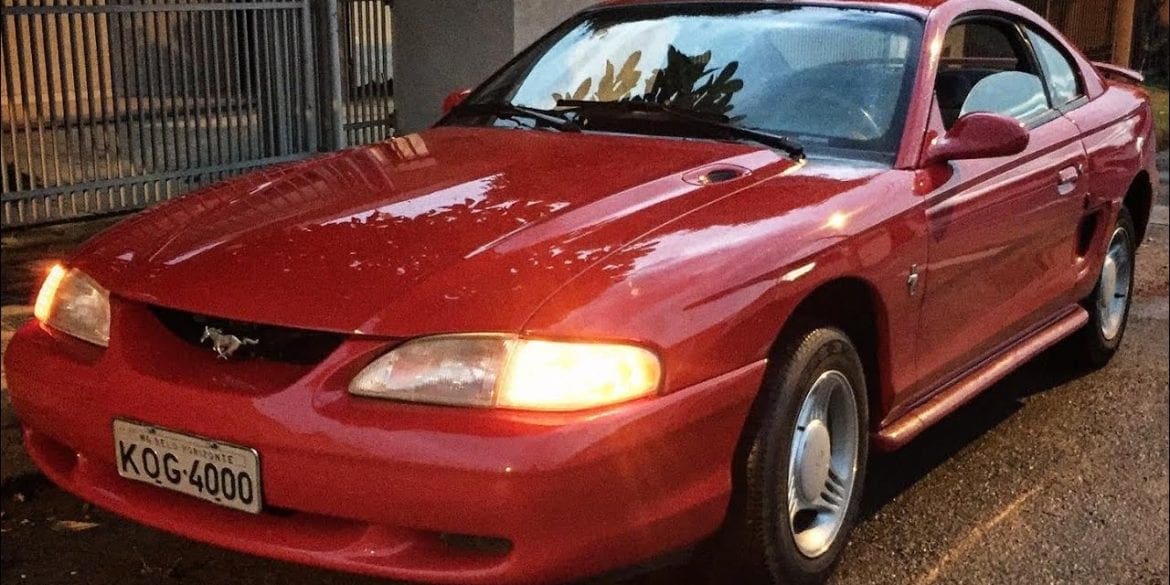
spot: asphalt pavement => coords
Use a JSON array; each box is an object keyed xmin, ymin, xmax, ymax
[{"xmin": 1, "ymin": 170, "xmax": 1167, "ymax": 584}]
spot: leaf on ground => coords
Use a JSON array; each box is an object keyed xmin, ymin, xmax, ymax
[{"xmin": 52, "ymin": 520, "xmax": 100, "ymax": 532}]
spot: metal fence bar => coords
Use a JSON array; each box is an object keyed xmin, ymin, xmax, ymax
[
  {"xmin": 128, "ymin": 6, "xmax": 148, "ymax": 208},
  {"xmin": 375, "ymin": 0, "xmax": 388, "ymax": 139},
  {"xmin": 142, "ymin": 4, "xmax": 162, "ymax": 204},
  {"xmin": 62, "ymin": 1, "xmax": 86, "ymax": 214},
  {"xmin": 323, "ymin": 0, "xmax": 344, "ymax": 150},
  {"xmin": 115, "ymin": 5, "xmax": 141, "ymax": 209},
  {"xmin": 32, "ymin": 6, "xmax": 63, "ymax": 194},
  {"xmin": 300, "ymin": 0, "xmax": 318, "ymax": 153},
  {"xmin": 286, "ymin": 6, "xmax": 300, "ymax": 151},
  {"xmin": 90, "ymin": 0, "xmax": 123, "ymax": 213},
  {"xmin": 361, "ymin": 0, "xmax": 372, "ymax": 144},
  {"xmin": 150, "ymin": 4, "xmax": 169, "ymax": 199},
  {"xmin": 341, "ymin": 0, "xmax": 352, "ymax": 145},
  {"xmin": 227, "ymin": 6, "xmax": 244, "ymax": 170},
  {"xmin": 274, "ymin": 5, "xmax": 289, "ymax": 154},
  {"xmin": 241, "ymin": 6, "xmax": 259, "ymax": 162}
]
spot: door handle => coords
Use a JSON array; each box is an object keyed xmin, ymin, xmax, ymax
[{"xmin": 1057, "ymin": 166, "xmax": 1080, "ymax": 195}]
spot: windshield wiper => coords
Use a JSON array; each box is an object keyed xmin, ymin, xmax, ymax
[
  {"xmin": 449, "ymin": 102, "xmax": 580, "ymax": 132},
  {"xmin": 556, "ymin": 99, "xmax": 804, "ymax": 159}
]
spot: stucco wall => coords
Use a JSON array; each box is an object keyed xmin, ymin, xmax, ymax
[
  {"xmin": 392, "ymin": 0, "xmax": 597, "ymax": 133},
  {"xmin": 512, "ymin": 0, "xmax": 596, "ymax": 52},
  {"xmin": 391, "ymin": 1, "xmax": 514, "ymax": 133}
]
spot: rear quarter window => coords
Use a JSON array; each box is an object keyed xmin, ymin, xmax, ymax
[{"xmin": 1026, "ymin": 29, "xmax": 1083, "ymax": 107}]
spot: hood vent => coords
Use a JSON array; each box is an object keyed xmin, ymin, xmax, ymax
[{"xmin": 682, "ymin": 163, "xmax": 751, "ymax": 186}]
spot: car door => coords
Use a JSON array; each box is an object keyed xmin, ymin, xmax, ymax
[
  {"xmin": 916, "ymin": 17, "xmax": 1088, "ymax": 391},
  {"xmin": 1024, "ymin": 24, "xmax": 1144, "ymax": 303}
]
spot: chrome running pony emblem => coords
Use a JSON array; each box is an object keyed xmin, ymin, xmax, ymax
[{"xmin": 200, "ymin": 326, "xmax": 258, "ymax": 360}]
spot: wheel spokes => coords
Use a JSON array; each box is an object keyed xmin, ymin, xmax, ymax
[
  {"xmin": 1098, "ymin": 227, "xmax": 1133, "ymax": 341},
  {"xmin": 786, "ymin": 370, "xmax": 859, "ymax": 558},
  {"xmin": 820, "ymin": 468, "xmax": 847, "ymax": 509}
]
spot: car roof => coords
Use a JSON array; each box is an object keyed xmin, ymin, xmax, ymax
[{"xmin": 592, "ymin": 0, "xmax": 949, "ymax": 17}]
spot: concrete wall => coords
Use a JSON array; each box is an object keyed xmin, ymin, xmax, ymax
[
  {"xmin": 512, "ymin": 0, "xmax": 596, "ymax": 52},
  {"xmin": 392, "ymin": 0, "xmax": 596, "ymax": 133},
  {"xmin": 391, "ymin": 1, "xmax": 514, "ymax": 134}
]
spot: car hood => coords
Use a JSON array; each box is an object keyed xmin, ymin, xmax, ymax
[{"xmin": 73, "ymin": 126, "xmax": 800, "ymax": 336}]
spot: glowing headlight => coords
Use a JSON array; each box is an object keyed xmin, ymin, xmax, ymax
[
  {"xmin": 349, "ymin": 336, "xmax": 661, "ymax": 411},
  {"xmin": 34, "ymin": 264, "xmax": 111, "ymax": 347}
]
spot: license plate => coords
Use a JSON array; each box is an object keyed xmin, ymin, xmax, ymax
[{"xmin": 113, "ymin": 419, "xmax": 262, "ymax": 514}]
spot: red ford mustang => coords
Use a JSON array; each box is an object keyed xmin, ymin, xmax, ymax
[{"xmin": 5, "ymin": 0, "xmax": 1158, "ymax": 583}]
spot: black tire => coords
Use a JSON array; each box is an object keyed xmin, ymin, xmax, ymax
[
  {"xmin": 1075, "ymin": 206, "xmax": 1137, "ymax": 368},
  {"xmin": 711, "ymin": 326, "xmax": 869, "ymax": 585}
]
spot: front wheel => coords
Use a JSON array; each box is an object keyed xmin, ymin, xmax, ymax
[
  {"xmin": 716, "ymin": 326, "xmax": 869, "ymax": 584},
  {"xmin": 1075, "ymin": 206, "xmax": 1136, "ymax": 368}
]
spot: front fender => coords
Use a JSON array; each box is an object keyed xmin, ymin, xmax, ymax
[{"xmin": 521, "ymin": 164, "xmax": 927, "ymax": 406}]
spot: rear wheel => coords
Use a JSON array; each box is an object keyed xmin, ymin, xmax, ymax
[
  {"xmin": 1075, "ymin": 207, "xmax": 1136, "ymax": 368},
  {"xmin": 716, "ymin": 326, "xmax": 869, "ymax": 584}
]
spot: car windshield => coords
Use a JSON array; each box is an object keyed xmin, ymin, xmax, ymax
[{"xmin": 451, "ymin": 4, "xmax": 924, "ymax": 163}]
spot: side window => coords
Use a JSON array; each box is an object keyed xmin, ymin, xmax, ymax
[
  {"xmin": 935, "ymin": 20, "xmax": 1050, "ymax": 128},
  {"xmin": 1026, "ymin": 29, "xmax": 1082, "ymax": 107}
]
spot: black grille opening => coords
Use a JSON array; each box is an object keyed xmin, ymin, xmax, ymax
[
  {"xmin": 151, "ymin": 306, "xmax": 345, "ymax": 364},
  {"xmin": 438, "ymin": 533, "xmax": 513, "ymax": 556}
]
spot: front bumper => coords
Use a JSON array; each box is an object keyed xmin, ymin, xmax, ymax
[{"xmin": 4, "ymin": 302, "xmax": 763, "ymax": 585}]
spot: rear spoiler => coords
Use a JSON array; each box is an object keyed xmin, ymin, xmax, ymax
[{"xmin": 1092, "ymin": 61, "xmax": 1145, "ymax": 84}]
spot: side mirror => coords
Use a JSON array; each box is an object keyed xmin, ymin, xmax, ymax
[
  {"xmin": 441, "ymin": 88, "xmax": 472, "ymax": 115},
  {"xmin": 925, "ymin": 112, "xmax": 1029, "ymax": 166}
]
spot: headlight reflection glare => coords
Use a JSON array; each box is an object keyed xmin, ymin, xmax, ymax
[{"xmin": 34, "ymin": 264, "xmax": 111, "ymax": 347}]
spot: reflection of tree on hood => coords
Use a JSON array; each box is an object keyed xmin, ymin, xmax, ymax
[{"xmin": 553, "ymin": 45, "xmax": 744, "ymax": 119}]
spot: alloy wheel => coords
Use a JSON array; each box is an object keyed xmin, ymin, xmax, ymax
[
  {"xmin": 1097, "ymin": 226, "xmax": 1133, "ymax": 341},
  {"xmin": 786, "ymin": 370, "xmax": 860, "ymax": 558}
]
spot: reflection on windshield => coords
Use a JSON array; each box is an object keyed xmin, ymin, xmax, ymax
[
  {"xmin": 462, "ymin": 5, "xmax": 923, "ymax": 162},
  {"xmin": 552, "ymin": 46, "xmax": 745, "ymax": 121}
]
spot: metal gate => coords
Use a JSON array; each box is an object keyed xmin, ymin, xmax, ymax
[
  {"xmin": 337, "ymin": 0, "xmax": 394, "ymax": 145},
  {"xmin": 2, "ymin": 0, "xmax": 395, "ymax": 228}
]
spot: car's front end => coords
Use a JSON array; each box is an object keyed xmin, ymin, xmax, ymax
[
  {"xmin": 4, "ymin": 124, "xmax": 785, "ymax": 584},
  {"xmin": 7, "ymin": 290, "xmax": 763, "ymax": 584}
]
